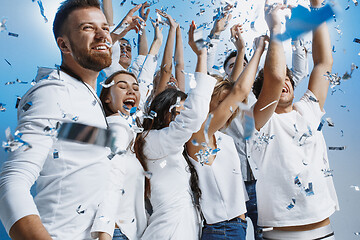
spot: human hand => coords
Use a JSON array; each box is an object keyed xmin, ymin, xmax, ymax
[
  {"xmin": 156, "ymin": 9, "xmax": 178, "ymax": 29},
  {"xmin": 211, "ymin": 5, "xmax": 232, "ymax": 35},
  {"xmin": 264, "ymin": 0, "xmax": 286, "ymax": 32},
  {"xmin": 139, "ymin": 1, "xmax": 150, "ymax": 22},
  {"xmin": 230, "ymin": 24, "xmax": 245, "ymax": 51},
  {"xmin": 150, "ymin": 17, "xmax": 163, "ymax": 43},
  {"xmin": 188, "ymin": 21, "xmax": 206, "ymax": 56},
  {"xmin": 253, "ymin": 35, "xmax": 269, "ymax": 53},
  {"xmin": 122, "ymin": 4, "xmax": 145, "ymax": 33}
]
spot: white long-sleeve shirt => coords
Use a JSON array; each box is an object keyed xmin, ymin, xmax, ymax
[
  {"xmin": 141, "ymin": 72, "xmax": 216, "ymax": 240},
  {"xmin": 0, "ymin": 68, "xmax": 111, "ymax": 240}
]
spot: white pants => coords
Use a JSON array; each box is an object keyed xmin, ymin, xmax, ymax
[{"xmin": 263, "ymin": 224, "xmax": 335, "ymax": 240}]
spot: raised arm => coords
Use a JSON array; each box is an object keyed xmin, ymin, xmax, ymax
[
  {"xmin": 291, "ymin": 37, "xmax": 308, "ymax": 86},
  {"xmin": 174, "ymin": 25, "xmax": 185, "ymax": 91},
  {"xmin": 154, "ymin": 10, "xmax": 178, "ymax": 96},
  {"xmin": 188, "ymin": 21, "xmax": 207, "ymax": 74},
  {"xmin": 207, "ymin": 7, "xmax": 232, "ymax": 74},
  {"xmin": 102, "ymin": 0, "xmax": 114, "ymax": 26},
  {"xmin": 228, "ymin": 23, "xmax": 246, "ymax": 81},
  {"xmin": 136, "ymin": 19, "xmax": 163, "ymax": 110},
  {"xmin": 307, "ymin": 0, "xmax": 333, "ymax": 110},
  {"xmin": 253, "ymin": 2, "xmax": 287, "ymax": 130},
  {"xmin": 190, "ymin": 36, "xmax": 267, "ymax": 148},
  {"xmin": 148, "ymin": 18, "xmax": 163, "ymax": 56},
  {"xmin": 138, "ymin": 2, "xmax": 150, "ymax": 56},
  {"xmin": 111, "ymin": 5, "xmax": 144, "ymax": 43}
]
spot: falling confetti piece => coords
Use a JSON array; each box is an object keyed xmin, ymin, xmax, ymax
[
  {"xmin": 328, "ymin": 146, "xmax": 346, "ymax": 150},
  {"xmin": 8, "ymin": 32, "xmax": 19, "ymax": 37},
  {"xmin": 326, "ymin": 117, "xmax": 334, "ymax": 127},
  {"xmin": 100, "ymin": 80, "xmax": 115, "ymax": 88},
  {"xmin": 2, "ymin": 127, "xmax": 32, "ymax": 152},
  {"xmin": 37, "ymin": 0, "xmax": 48, "ymax": 23},
  {"xmin": 259, "ymin": 100, "xmax": 278, "ymax": 111},
  {"xmin": 4, "ymin": 59, "xmax": 11, "ymax": 66},
  {"xmin": 22, "ymin": 102, "xmax": 33, "ymax": 112},
  {"xmin": 76, "ymin": 205, "xmax": 86, "ymax": 214},
  {"xmin": 0, "ymin": 18, "xmax": 7, "ymax": 32},
  {"xmin": 276, "ymin": 4, "xmax": 335, "ymax": 41}
]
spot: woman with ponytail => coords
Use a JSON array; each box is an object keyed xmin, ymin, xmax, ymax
[{"xmin": 134, "ymin": 21, "xmax": 216, "ymax": 239}]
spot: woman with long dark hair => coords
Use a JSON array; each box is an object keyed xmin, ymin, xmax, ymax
[
  {"xmin": 185, "ymin": 35, "xmax": 267, "ymax": 240},
  {"xmin": 134, "ymin": 22, "xmax": 216, "ymax": 239},
  {"xmin": 91, "ymin": 13, "xmax": 163, "ymax": 240}
]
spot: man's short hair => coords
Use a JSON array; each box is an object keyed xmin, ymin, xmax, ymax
[
  {"xmin": 120, "ymin": 38, "xmax": 131, "ymax": 45},
  {"xmin": 253, "ymin": 67, "xmax": 295, "ymax": 99},
  {"xmin": 53, "ymin": 0, "xmax": 101, "ymax": 40},
  {"xmin": 223, "ymin": 50, "xmax": 249, "ymax": 69}
]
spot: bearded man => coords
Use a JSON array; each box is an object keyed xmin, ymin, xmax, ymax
[{"xmin": 0, "ymin": 1, "xmax": 115, "ymax": 239}]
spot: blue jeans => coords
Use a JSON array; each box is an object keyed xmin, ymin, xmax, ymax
[
  {"xmin": 112, "ymin": 228, "xmax": 128, "ymax": 240},
  {"xmin": 201, "ymin": 217, "xmax": 247, "ymax": 240},
  {"xmin": 245, "ymin": 180, "xmax": 263, "ymax": 240}
]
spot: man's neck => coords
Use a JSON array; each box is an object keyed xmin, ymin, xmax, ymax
[
  {"xmin": 275, "ymin": 104, "xmax": 293, "ymax": 114},
  {"xmin": 119, "ymin": 61, "xmax": 130, "ymax": 70},
  {"xmin": 61, "ymin": 61, "xmax": 99, "ymax": 90}
]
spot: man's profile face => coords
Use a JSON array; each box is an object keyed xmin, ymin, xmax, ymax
[{"xmin": 63, "ymin": 7, "xmax": 112, "ymax": 71}]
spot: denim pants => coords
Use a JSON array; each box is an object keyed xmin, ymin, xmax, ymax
[
  {"xmin": 113, "ymin": 228, "xmax": 129, "ymax": 240},
  {"xmin": 245, "ymin": 180, "xmax": 263, "ymax": 240},
  {"xmin": 201, "ymin": 217, "xmax": 247, "ymax": 240}
]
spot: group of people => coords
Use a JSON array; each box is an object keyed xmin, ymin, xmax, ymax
[{"xmin": 0, "ymin": 0, "xmax": 339, "ymax": 240}]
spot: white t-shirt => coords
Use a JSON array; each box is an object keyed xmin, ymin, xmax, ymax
[
  {"xmin": 189, "ymin": 131, "xmax": 248, "ymax": 224},
  {"xmin": 250, "ymin": 90, "xmax": 339, "ymax": 227}
]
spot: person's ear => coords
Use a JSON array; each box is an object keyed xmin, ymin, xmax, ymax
[{"xmin": 57, "ymin": 37, "xmax": 71, "ymax": 54}]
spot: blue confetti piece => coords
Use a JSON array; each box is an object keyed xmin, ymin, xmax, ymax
[
  {"xmin": 8, "ymin": 32, "xmax": 19, "ymax": 37},
  {"xmin": 37, "ymin": 0, "xmax": 48, "ymax": 23},
  {"xmin": 191, "ymin": 139, "xmax": 199, "ymax": 146},
  {"xmin": 22, "ymin": 102, "xmax": 32, "ymax": 112},
  {"xmin": 317, "ymin": 118, "xmax": 325, "ymax": 131},
  {"xmin": 211, "ymin": 148, "xmax": 221, "ymax": 154},
  {"xmin": 129, "ymin": 107, "xmax": 137, "ymax": 116},
  {"xmin": 53, "ymin": 149, "xmax": 59, "ymax": 159},
  {"xmin": 305, "ymin": 182, "xmax": 314, "ymax": 196},
  {"xmin": 4, "ymin": 59, "xmax": 11, "ymax": 66},
  {"xmin": 203, "ymin": 113, "xmax": 213, "ymax": 143},
  {"xmin": 286, "ymin": 198, "xmax": 296, "ymax": 210},
  {"xmin": 276, "ymin": 4, "xmax": 335, "ymax": 41}
]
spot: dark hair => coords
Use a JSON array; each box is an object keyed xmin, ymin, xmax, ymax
[
  {"xmin": 99, "ymin": 70, "xmax": 138, "ymax": 117},
  {"xmin": 120, "ymin": 38, "xmax": 131, "ymax": 45},
  {"xmin": 253, "ymin": 66, "xmax": 295, "ymax": 99},
  {"xmin": 53, "ymin": 0, "xmax": 101, "ymax": 40},
  {"xmin": 223, "ymin": 50, "xmax": 249, "ymax": 69},
  {"xmin": 134, "ymin": 88, "xmax": 201, "ymax": 202}
]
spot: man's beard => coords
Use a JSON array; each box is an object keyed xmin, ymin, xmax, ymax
[{"xmin": 71, "ymin": 40, "xmax": 112, "ymax": 72}]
